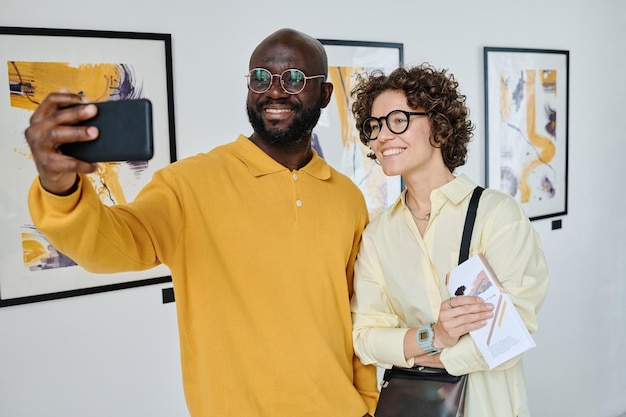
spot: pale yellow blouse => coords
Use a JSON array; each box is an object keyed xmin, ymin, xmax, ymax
[{"xmin": 352, "ymin": 174, "xmax": 549, "ymax": 417}]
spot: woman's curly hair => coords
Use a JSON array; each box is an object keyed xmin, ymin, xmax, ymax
[{"xmin": 350, "ymin": 63, "xmax": 474, "ymax": 172}]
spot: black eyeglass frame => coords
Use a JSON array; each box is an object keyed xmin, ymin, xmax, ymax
[
  {"xmin": 245, "ymin": 67, "xmax": 326, "ymax": 95},
  {"xmin": 362, "ymin": 110, "xmax": 428, "ymax": 140}
]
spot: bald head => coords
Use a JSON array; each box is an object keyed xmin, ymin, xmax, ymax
[{"xmin": 250, "ymin": 28, "xmax": 328, "ymax": 76}]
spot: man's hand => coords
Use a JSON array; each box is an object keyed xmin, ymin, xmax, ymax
[{"xmin": 24, "ymin": 91, "xmax": 100, "ymax": 195}]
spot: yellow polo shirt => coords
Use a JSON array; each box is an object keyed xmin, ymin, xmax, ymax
[{"xmin": 29, "ymin": 135, "xmax": 379, "ymax": 417}]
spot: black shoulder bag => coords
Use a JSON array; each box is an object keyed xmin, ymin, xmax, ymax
[{"xmin": 374, "ymin": 186, "xmax": 484, "ymax": 417}]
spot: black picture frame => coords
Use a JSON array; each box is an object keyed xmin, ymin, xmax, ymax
[
  {"xmin": 0, "ymin": 26, "xmax": 177, "ymax": 307},
  {"xmin": 484, "ymin": 47, "xmax": 569, "ymax": 221}
]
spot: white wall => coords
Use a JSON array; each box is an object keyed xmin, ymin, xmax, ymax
[{"xmin": 1, "ymin": 1, "xmax": 625, "ymax": 416}]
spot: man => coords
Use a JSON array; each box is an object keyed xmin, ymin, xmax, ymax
[{"xmin": 25, "ymin": 28, "xmax": 378, "ymax": 416}]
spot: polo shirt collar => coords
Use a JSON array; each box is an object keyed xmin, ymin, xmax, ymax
[{"xmin": 233, "ymin": 135, "xmax": 331, "ymax": 180}]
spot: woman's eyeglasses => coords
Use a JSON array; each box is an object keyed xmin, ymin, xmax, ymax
[{"xmin": 362, "ymin": 110, "xmax": 427, "ymax": 140}]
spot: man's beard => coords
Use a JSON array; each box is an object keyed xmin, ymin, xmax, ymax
[{"xmin": 247, "ymin": 99, "xmax": 322, "ymax": 146}]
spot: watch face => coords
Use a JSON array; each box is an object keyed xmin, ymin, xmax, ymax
[{"xmin": 419, "ymin": 331, "xmax": 428, "ymax": 341}]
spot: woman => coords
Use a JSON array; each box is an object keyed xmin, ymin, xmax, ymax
[{"xmin": 350, "ymin": 64, "xmax": 549, "ymax": 416}]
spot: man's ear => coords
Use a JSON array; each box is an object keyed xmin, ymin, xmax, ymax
[{"xmin": 320, "ymin": 82, "xmax": 333, "ymax": 109}]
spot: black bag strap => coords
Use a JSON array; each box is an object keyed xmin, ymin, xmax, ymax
[{"xmin": 458, "ymin": 186, "xmax": 484, "ymax": 265}]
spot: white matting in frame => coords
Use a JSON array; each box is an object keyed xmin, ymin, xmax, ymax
[
  {"xmin": 0, "ymin": 27, "xmax": 177, "ymax": 307},
  {"xmin": 315, "ymin": 39, "xmax": 404, "ymax": 220},
  {"xmin": 484, "ymin": 47, "xmax": 569, "ymax": 221}
]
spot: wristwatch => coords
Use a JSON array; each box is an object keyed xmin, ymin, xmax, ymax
[{"xmin": 417, "ymin": 322, "xmax": 442, "ymax": 355}]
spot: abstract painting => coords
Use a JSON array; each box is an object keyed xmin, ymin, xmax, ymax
[
  {"xmin": 0, "ymin": 27, "xmax": 176, "ymax": 306},
  {"xmin": 484, "ymin": 47, "xmax": 569, "ymax": 221},
  {"xmin": 315, "ymin": 39, "xmax": 404, "ymax": 220}
]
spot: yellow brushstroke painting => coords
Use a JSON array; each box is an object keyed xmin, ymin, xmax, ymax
[
  {"xmin": 328, "ymin": 66, "xmax": 388, "ymax": 219},
  {"xmin": 7, "ymin": 61, "xmax": 139, "ymax": 269},
  {"xmin": 9, "ymin": 61, "xmax": 124, "ymax": 110}
]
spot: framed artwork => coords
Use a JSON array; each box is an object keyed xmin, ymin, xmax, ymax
[
  {"xmin": 484, "ymin": 47, "xmax": 569, "ymax": 221},
  {"xmin": 315, "ymin": 39, "xmax": 404, "ymax": 219},
  {"xmin": 0, "ymin": 27, "xmax": 177, "ymax": 307}
]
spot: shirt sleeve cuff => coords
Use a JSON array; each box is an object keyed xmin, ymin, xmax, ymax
[
  {"xmin": 439, "ymin": 334, "xmax": 488, "ymax": 375},
  {"xmin": 357, "ymin": 328, "xmax": 413, "ymax": 369}
]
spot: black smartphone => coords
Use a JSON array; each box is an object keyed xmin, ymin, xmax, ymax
[{"xmin": 60, "ymin": 99, "xmax": 154, "ymax": 162}]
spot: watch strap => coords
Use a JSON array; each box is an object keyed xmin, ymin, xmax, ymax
[{"xmin": 417, "ymin": 322, "xmax": 441, "ymax": 355}]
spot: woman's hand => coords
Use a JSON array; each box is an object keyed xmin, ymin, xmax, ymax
[{"xmin": 433, "ymin": 296, "xmax": 493, "ymax": 349}]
